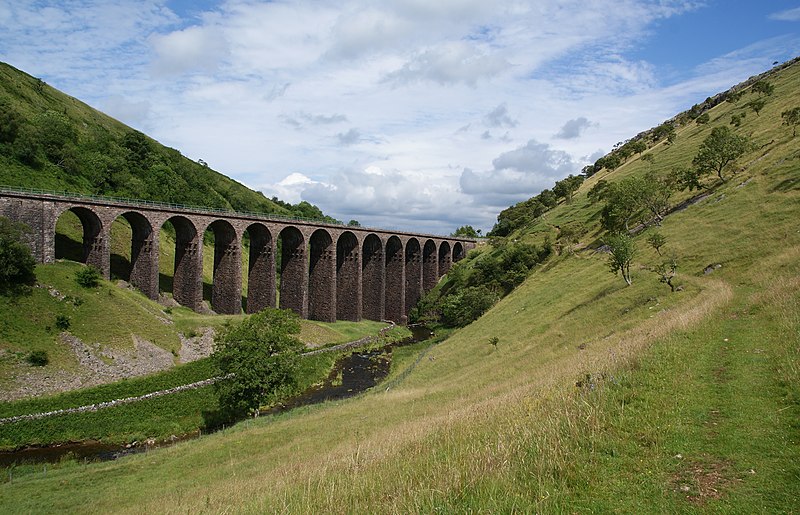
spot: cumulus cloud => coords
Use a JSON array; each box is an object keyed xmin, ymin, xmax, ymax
[
  {"xmin": 554, "ymin": 117, "xmax": 595, "ymax": 139},
  {"xmin": 460, "ymin": 139, "xmax": 578, "ymax": 206},
  {"xmin": 150, "ymin": 24, "xmax": 229, "ymax": 76},
  {"xmin": 484, "ymin": 103, "xmax": 517, "ymax": 128},
  {"xmin": 265, "ymin": 166, "xmax": 489, "ymax": 233},
  {"xmin": 382, "ymin": 41, "xmax": 511, "ymax": 86},
  {"xmin": 336, "ymin": 128, "xmax": 362, "ymax": 145},
  {"xmin": 261, "ymin": 173, "xmax": 323, "ymax": 204},
  {"xmin": 769, "ymin": 7, "xmax": 800, "ymax": 21}
]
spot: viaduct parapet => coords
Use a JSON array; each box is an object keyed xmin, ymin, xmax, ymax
[{"xmin": 0, "ymin": 189, "xmax": 475, "ymax": 323}]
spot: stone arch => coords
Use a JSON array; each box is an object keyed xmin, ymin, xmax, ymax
[
  {"xmin": 438, "ymin": 241, "xmax": 452, "ymax": 276},
  {"xmin": 278, "ymin": 226, "xmax": 307, "ymax": 318},
  {"xmin": 162, "ymin": 216, "xmax": 202, "ymax": 310},
  {"xmin": 453, "ymin": 242, "xmax": 465, "ymax": 262},
  {"xmin": 336, "ymin": 231, "xmax": 361, "ymax": 321},
  {"xmin": 404, "ymin": 238, "xmax": 422, "ymax": 316},
  {"xmin": 309, "ymin": 229, "xmax": 335, "ymax": 322},
  {"xmin": 54, "ymin": 206, "xmax": 108, "ymax": 276},
  {"xmin": 384, "ymin": 236, "xmax": 404, "ymax": 323},
  {"xmin": 112, "ymin": 211, "xmax": 158, "ymax": 299},
  {"xmin": 244, "ymin": 223, "xmax": 275, "ymax": 314},
  {"xmin": 422, "ymin": 239, "xmax": 438, "ymax": 293},
  {"xmin": 207, "ymin": 219, "xmax": 241, "ymax": 315},
  {"xmin": 361, "ymin": 234, "xmax": 384, "ymax": 321}
]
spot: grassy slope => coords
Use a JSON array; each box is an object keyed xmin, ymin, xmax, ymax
[
  {"xmin": 1, "ymin": 64, "xmax": 798, "ymax": 511},
  {"xmin": 0, "ymin": 63, "xmax": 291, "ymax": 216}
]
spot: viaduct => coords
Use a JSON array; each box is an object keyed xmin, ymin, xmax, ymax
[{"xmin": 0, "ymin": 189, "xmax": 476, "ymax": 323}]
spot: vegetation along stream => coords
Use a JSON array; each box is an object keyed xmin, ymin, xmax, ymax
[{"xmin": 0, "ymin": 326, "xmax": 433, "ymax": 468}]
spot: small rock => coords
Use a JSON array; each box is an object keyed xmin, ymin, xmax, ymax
[
  {"xmin": 703, "ymin": 263, "xmax": 722, "ymax": 275},
  {"xmin": 680, "ymin": 485, "xmax": 690, "ymax": 492},
  {"xmin": 674, "ymin": 454, "xmax": 683, "ymax": 459},
  {"xmin": 748, "ymin": 469, "xmax": 756, "ymax": 474}
]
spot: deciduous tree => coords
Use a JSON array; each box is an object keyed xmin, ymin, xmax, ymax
[
  {"xmin": 782, "ymin": 107, "xmax": 800, "ymax": 137},
  {"xmin": 605, "ymin": 233, "xmax": 636, "ymax": 286},
  {"xmin": 452, "ymin": 225, "xmax": 478, "ymax": 238},
  {"xmin": 692, "ymin": 126, "xmax": 750, "ymax": 182},
  {"xmin": 212, "ymin": 309, "xmax": 304, "ymax": 418}
]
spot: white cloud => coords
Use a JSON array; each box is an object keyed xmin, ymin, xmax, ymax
[
  {"xmin": 460, "ymin": 140, "xmax": 578, "ymax": 207},
  {"xmin": 769, "ymin": 7, "xmax": 800, "ymax": 22},
  {"xmin": 382, "ymin": 41, "xmax": 511, "ymax": 86},
  {"xmin": 150, "ymin": 24, "xmax": 229, "ymax": 76},
  {"xmin": 261, "ymin": 172, "xmax": 323, "ymax": 204},
  {"xmin": 554, "ymin": 117, "xmax": 595, "ymax": 139},
  {"xmin": 484, "ymin": 103, "xmax": 518, "ymax": 128},
  {"xmin": 336, "ymin": 128, "xmax": 362, "ymax": 146}
]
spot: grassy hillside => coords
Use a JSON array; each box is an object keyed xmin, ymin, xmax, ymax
[
  {"xmin": 0, "ymin": 62, "xmax": 337, "ymax": 222},
  {"xmin": 1, "ymin": 61, "xmax": 798, "ymax": 512}
]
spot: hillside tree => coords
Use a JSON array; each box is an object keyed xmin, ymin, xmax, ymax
[
  {"xmin": 782, "ymin": 107, "xmax": 800, "ymax": 137},
  {"xmin": 692, "ymin": 126, "xmax": 751, "ymax": 182},
  {"xmin": 605, "ymin": 233, "xmax": 636, "ymax": 286},
  {"xmin": 452, "ymin": 225, "xmax": 478, "ymax": 238},
  {"xmin": 553, "ymin": 174, "xmax": 584, "ymax": 203},
  {"xmin": 751, "ymin": 80, "xmax": 775, "ymax": 97},
  {"xmin": 748, "ymin": 98, "xmax": 767, "ymax": 116}
]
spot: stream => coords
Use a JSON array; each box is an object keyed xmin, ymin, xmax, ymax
[{"xmin": 0, "ymin": 326, "xmax": 432, "ymax": 468}]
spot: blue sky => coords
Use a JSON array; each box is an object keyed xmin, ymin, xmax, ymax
[{"xmin": 1, "ymin": 1, "xmax": 799, "ymax": 233}]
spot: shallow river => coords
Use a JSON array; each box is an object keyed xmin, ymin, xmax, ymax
[{"xmin": 0, "ymin": 326, "xmax": 432, "ymax": 467}]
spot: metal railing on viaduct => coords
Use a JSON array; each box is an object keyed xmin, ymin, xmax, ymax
[{"xmin": 0, "ymin": 188, "xmax": 475, "ymax": 323}]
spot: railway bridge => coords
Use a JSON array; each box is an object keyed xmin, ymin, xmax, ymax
[{"xmin": 0, "ymin": 189, "xmax": 475, "ymax": 323}]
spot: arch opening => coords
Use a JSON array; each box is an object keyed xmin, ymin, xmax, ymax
[
  {"xmin": 361, "ymin": 234, "xmax": 384, "ymax": 321},
  {"xmin": 453, "ymin": 242, "xmax": 466, "ymax": 263},
  {"xmin": 384, "ymin": 236, "xmax": 404, "ymax": 323},
  {"xmin": 336, "ymin": 231, "xmax": 360, "ymax": 322},
  {"xmin": 422, "ymin": 239, "xmax": 438, "ymax": 294},
  {"xmin": 109, "ymin": 211, "xmax": 157, "ymax": 299},
  {"xmin": 160, "ymin": 216, "xmax": 201, "ymax": 310},
  {"xmin": 207, "ymin": 220, "xmax": 241, "ymax": 315},
  {"xmin": 404, "ymin": 238, "xmax": 422, "ymax": 317},
  {"xmin": 438, "ymin": 241, "xmax": 452, "ymax": 276},
  {"xmin": 278, "ymin": 226, "xmax": 307, "ymax": 318},
  {"xmin": 309, "ymin": 229, "xmax": 335, "ymax": 322},
  {"xmin": 244, "ymin": 223, "xmax": 275, "ymax": 314},
  {"xmin": 54, "ymin": 206, "xmax": 107, "ymax": 275}
]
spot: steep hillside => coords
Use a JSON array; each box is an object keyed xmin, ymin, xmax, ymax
[
  {"xmin": 0, "ymin": 62, "xmax": 335, "ymax": 222},
  {"xmin": 1, "ymin": 60, "xmax": 798, "ymax": 512}
]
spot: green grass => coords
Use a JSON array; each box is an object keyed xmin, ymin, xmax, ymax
[
  {"xmin": 0, "ymin": 61, "xmax": 798, "ymax": 512},
  {"xmin": 0, "ymin": 332, "xmax": 395, "ymax": 450}
]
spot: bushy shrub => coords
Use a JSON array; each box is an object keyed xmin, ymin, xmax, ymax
[
  {"xmin": 75, "ymin": 266, "xmax": 101, "ymax": 288},
  {"xmin": 441, "ymin": 286, "xmax": 500, "ymax": 327},
  {"xmin": 55, "ymin": 314, "xmax": 71, "ymax": 330},
  {"xmin": 27, "ymin": 350, "xmax": 49, "ymax": 366},
  {"xmin": 0, "ymin": 216, "xmax": 36, "ymax": 295}
]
